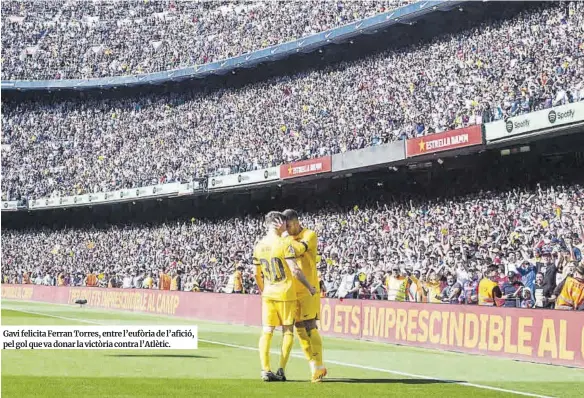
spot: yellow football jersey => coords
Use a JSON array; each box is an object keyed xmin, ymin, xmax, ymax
[
  {"xmin": 289, "ymin": 228, "xmax": 320, "ymax": 298},
  {"xmin": 253, "ymin": 233, "xmax": 298, "ymax": 302}
]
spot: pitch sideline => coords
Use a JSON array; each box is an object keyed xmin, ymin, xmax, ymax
[{"xmin": 1, "ymin": 305, "xmax": 554, "ymax": 398}]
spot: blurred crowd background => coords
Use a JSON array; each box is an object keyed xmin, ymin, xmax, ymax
[
  {"xmin": 2, "ymin": 0, "xmax": 413, "ymax": 80},
  {"xmin": 2, "ymin": 1, "xmax": 583, "ymax": 201},
  {"xmin": 3, "ymin": 154, "xmax": 584, "ymax": 310}
]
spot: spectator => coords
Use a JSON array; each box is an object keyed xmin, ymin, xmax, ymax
[
  {"xmin": 521, "ymin": 288, "xmax": 535, "ymax": 309},
  {"xmin": 517, "ymin": 260, "xmax": 537, "ymax": 296},
  {"xmin": 337, "ymin": 266, "xmax": 359, "ymax": 299},
  {"xmin": 358, "ymin": 273, "xmax": 372, "ymax": 300},
  {"xmin": 537, "ymin": 252, "xmax": 558, "ymax": 297},
  {"xmin": 122, "ymin": 272, "xmax": 133, "ymax": 289},
  {"xmin": 460, "ymin": 268, "xmax": 480, "ymax": 305},
  {"xmin": 478, "ymin": 265, "xmax": 503, "ymax": 306},
  {"xmin": 494, "ymin": 267, "xmax": 509, "ymax": 291},
  {"xmin": 534, "ymin": 272, "xmax": 551, "ymax": 309},
  {"xmin": 424, "ymin": 270, "xmax": 443, "ymax": 304},
  {"xmin": 555, "ymin": 265, "xmax": 584, "ymax": 310},
  {"xmin": 385, "ymin": 266, "xmax": 405, "ymax": 301},
  {"xmin": 437, "ymin": 274, "xmax": 462, "ymax": 304},
  {"xmin": 323, "ymin": 273, "xmax": 338, "ymax": 298},
  {"xmin": 369, "ymin": 273, "xmax": 387, "ymax": 300},
  {"xmin": 500, "ymin": 272, "xmax": 524, "ymax": 308},
  {"xmin": 142, "ymin": 272, "xmax": 154, "ymax": 289}
]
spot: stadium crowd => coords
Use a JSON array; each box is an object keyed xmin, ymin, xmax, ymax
[
  {"xmin": 3, "ymin": 181, "xmax": 583, "ymax": 309},
  {"xmin": 1, "ymin": 0, "xmax": 411, "ymax": 80},
  {"xmin": 2, "ymin": 1, "xmax": 584, "ymax": 201}
]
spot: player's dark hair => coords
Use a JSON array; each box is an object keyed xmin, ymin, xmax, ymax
[
  {"xmin": 265, "ymin": 211, "xmax": 285, "ymax": 226},
  {"xmin": 282, "ymin": 209, "xmax": 299, "ymax": 221}
]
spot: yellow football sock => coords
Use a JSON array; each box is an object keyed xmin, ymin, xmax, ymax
[
  {"xmin": 309, "ymin": 329, "xmax": 324, "ymax": 367},
  {"xmin": 279, "ymin": 331, "xmax": 294, "ymax": 369},
  {"xmin": 259, "ymin": 331, "xmax": 273, "ymax": 372},
  {"xmin": 295, "ymin": 327, "xmax": 313, "ymax": 361}
]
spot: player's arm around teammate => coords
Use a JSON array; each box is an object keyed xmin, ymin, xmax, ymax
[
  {"xmin": 285, "ymin": 257, "xmax": 316, "ymax": 296},
  {"xmin": 283, "ymin": 209, "xmax": 327, "ymax": 382}
]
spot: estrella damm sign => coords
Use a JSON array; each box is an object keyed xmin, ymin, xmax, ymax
[
  {"xmin": 280, "ymin": 156, "xmax": 332, "ymax": 179},
  {"xmin": 406, "ymin": 125, "xmax": 483, "ymax": 158}
]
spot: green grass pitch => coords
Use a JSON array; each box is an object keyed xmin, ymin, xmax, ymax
[{"xmin": 1, "ymin": 300, "xmax": 582, "ymax": 397}]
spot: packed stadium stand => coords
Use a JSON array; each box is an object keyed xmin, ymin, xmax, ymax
[
  {"xmin": 2, "ymin": 0, "xmax": 412, "ymax": 80},
  {"xmin": 3, "ymin": 135, "xmax": 584, "ymax": 309},
  {"xmin": 2, "ymin": 1, "xmax": 583, "ymax": 201},
  {"xmin": 2, "ymin": 1, "xmax": 584, "ymax": 312}
]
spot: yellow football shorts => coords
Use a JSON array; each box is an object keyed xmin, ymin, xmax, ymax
[
  {"xmin": 296, "ymin": 294, "xmax": 320, "ymax": 321},
  {"xmin": 262, "ymin": 298, "xmax": 296, "ymax": 327}
]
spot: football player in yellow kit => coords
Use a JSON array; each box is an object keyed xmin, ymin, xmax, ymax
[
  {"xmin": 253, "ymin": 211, "xmax": 316, "ymax": 382},
  {"xmin": 283, "ymin": 209, "xmax": 327, "ymax": 382}
]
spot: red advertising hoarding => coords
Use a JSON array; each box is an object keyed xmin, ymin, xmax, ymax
[
  {"xmin": 280, "ymin": 156, "xmax": 332, "ymax": 179},
  {"xmin": 3, "ymin": 285, "xmax": 582, "ymax": 368},
  {"xmin": 1, "ymin": 285, "xmax": 261, "ymax": 326},
  {"xmin": 406, "ymin": 125, "xmax": 483, "ymax": 158},
  {"xmin": 318, "ymin": 298, "xmax": 584, "ymax": 368}
]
